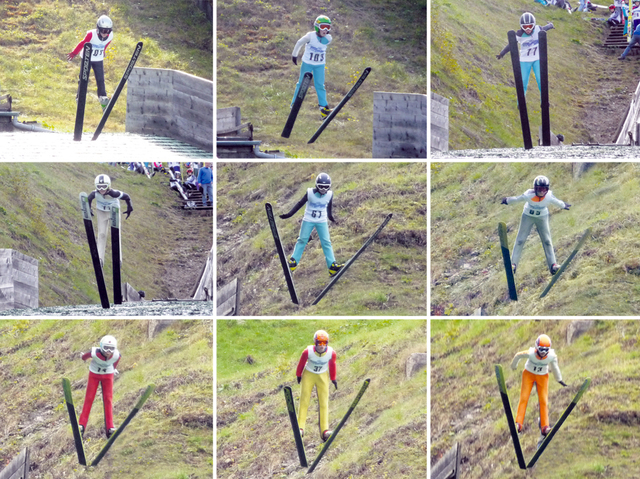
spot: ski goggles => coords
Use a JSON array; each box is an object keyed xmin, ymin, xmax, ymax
[
  {"xmin": 317, "ymin": 184, "xmax": 331, "ymax": 193},
  {"xmin": 318, "ymin": 24, "xmax": 331, "ymax": 31},
  {"xmin": 316, "ymin": 341, "xmax": 328, "ymax": 346},
  {"xmin": 96, "ymin": 185, "xmax": 110, "ymax": 192},
  {"xmin": 537, "ymin": 346, "xmax": 549, "ymax": 356},
  {"xmin": 103, "ymin": 345, "xmax": 115, "ymax": 353},
  {"xmin": 522, "ymin": 24, "xmax": 534, "ymax": 30},
  {"xmin": 99, "ymin": 28, "xmax": 112, "ymax": 35}
]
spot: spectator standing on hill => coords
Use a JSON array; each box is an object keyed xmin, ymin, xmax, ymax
[
  {"xmin": 631, "ymin": 0, "xmax": 640, "ymax": 31},
  {"xmin": 67, "ymin": 15, "xmax": 114, "ymax": 111},
  {"xmin": 197, "ymin": 162, "xmax": 213, "ymax": 207},
  {"xmin": 496, "ymin": 13, "xmax": 555, "ymax": 97}
]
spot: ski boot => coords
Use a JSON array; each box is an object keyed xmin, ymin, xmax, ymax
[
  {"xmin": 79, "ymin": 424, "xmax": 85, "ymax": 439},
  {"xmin": 322, "ymin": 429, "xmax": 333, "ymax": 442},
  {"xmin": 288, "ymin": 257, "xmax": 297, "ymax": 272},
  {"xmin": 299, "ymin": 428, "xmax": 304, "ymax": 438},
  {"xmin": 99, "ymin": 96, "xmax": 110, "ymax": 112},
  {"xmin": 319, "ymin": 105, "xmax": 333, "ymax": 119},
  {"xmin": 329, "ymin": 261, "xmax": 344, "ymax": 276},
  {"xmin": 107, "ymin": 427, "xmax": 117, "ymax": 439},
  {"xmin": 516, "ymin": 422, "xmax": 523, "ymax": 434},
  {"xmin": 512, "ymin": 263, "xmax": 517, "ymax": 275},
  {"xmin": 550, "ymin": 263, "xmax": 559, "ymax": 275}
]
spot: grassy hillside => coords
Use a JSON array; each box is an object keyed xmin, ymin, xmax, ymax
[
  {"xmin": 217, "ymin": 0, "xmax": 426, "ymax": 158},
  {"xmin": 216, "ymin": 162, "xmax": 427, "ymax": 315},
  {"xmin": 431, "ymin": 319, "xmax": 640, "ymax": 479},
  {"xmin": 0, "ymin": 319, "xmax": 213, "ymax": 479},
  {"xmin": 0, "ymin": 0, "xmax": 212, "ymax": 132},
  {"xmin": 431, "ymin": 0, "xmax": 640, "ymax": 149},
  {"xmin": 0, "ymin": 163, "xmax": 212, "ymax": 307},
  {"xmin": 430, "ymin": 162, "xmax": 640, "ymax": 315},
  {"xmin": 217, "ymin": 319, "xmax": 427, "ymax": 478}
]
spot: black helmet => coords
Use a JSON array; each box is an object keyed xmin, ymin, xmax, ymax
[{"xmin": 315, "ymin": 173, "xmax": 331, "ymax": 194}]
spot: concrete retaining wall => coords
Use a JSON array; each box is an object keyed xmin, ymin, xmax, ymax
[
  {"xmin": 431, "ymin": 92, "xmax": 449, "ymax": 152},
  {"xmin": 126, "ymin": 68, "xmax": 213, "ymax": 151},
  {"xmin": 0, "ymin": 250, "xmax": 38, "ymax": 311},
  {"xmin": 373, "ymin": 92, "xmax": 427, "ymax": 158}
]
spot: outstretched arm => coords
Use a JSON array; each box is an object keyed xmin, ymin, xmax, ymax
[{"xmin": 279, "ymin": 192, "xmax": 308, "ymax": 219}]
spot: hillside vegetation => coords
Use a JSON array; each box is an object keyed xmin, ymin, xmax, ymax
[
  {"xmin": 0, "ymin": 0, "xmax": 212, "ymax": 132},
  {"xmin": 431, "ymin": 0, "xmax": 640, "ymax": 149},
  {"xmin": 430, "ymin": 162, "xmax": 640, "ymax": 316},
  {"xmin": 217, "ymin": 319, "xmax": 427, "ymax": 478},
  {"xmin": 217, "ymin": 0, "xmax": 426, "ymax": 158},
  {"xmin": 216, "ymin": 162, "xmax": 427, "ymax": 315},
  {"xmin": 0, "ymin": 319, "xmax": 213, "ymax": 479},
  {"xmin": 432, "ymin": 319, "xmax": 640, "ymax": 479},
  {"xmin": 0, "ymin": 163, "xmax": 212, "ymax": 308}
]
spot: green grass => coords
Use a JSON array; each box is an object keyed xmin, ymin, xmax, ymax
[
  {"xmin": 432, "ymin": 320, "xmax": 640, "ymax": 478},
  {"xmin": 0, "ymin": 0, "xmax": 212, "ymax": 132},
  {"xmin": 217, "ymin": 162, "xmax": 427, "ymax": 316},
  {"xmin": 0, "ymin": 163, "xmax": 212, "ymax": 307},
  {"xmin": 217, "ymin": 319, "xmax": 426, "ymax": 478},
  {"xmin": 0, "ymin": 319, "xmax": 213, "ymax": 478},
  {"xmin": 431, "ymin": 0, "xmax": 640, "ymax": 149},
  {"xmin": 430, "ymin": 162, "xmax": 640, "ymax": 315},
  {"xmin": 217, "ymin": 0, "xmax": 426, "ymax": 158}
]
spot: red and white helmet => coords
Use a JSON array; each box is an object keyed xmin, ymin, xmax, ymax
[{"xmin": 536, "ymin": 334, "xmax": 551, "ymax": 358}]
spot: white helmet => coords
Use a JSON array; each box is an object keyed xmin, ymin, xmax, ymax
[
  {"xmin": 533, "ymin": 175, "xmax": 550, "ymax": 197},
  {"xmin": 100, "ymin": 335, "xmax": 117, "ymax": 354},
  {"xmin": 97, "ymin": 15, "xmax": 113, "ymax": 39},
  {"xmin": 95, "ymin": 174, "xmax": 111, "ymax": 194}
]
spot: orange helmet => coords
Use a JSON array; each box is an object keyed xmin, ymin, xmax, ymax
[{"xmin": 536, "ymin": 334, "xmax": 551, "ymax": 358}]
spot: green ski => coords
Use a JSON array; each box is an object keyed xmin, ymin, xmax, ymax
[
  {"xmin": 90, "ymin": 384, "xmax": 155, "ymax": 466},
  {"xmin": 284, "ymin": 386, "xmax": 307, "ymax": 467},
  {"xmin": 540, "ymin": 228, "xmax": 591, "ymax": 298},
  {"xmin": 527, "ymin": 378, "xmax": 591, "ymax": 468},
  {"xmin": 307, "ymin": 379, "xmax": 370, "ymax": 474},
  {"xmin": 62, "ymin": 378, "xmax": 87, "ymax": 466},
  {"xmin": 494, "ymin": 365, "xmax": 526, "ymax": 469},
  {"xmin": 498, "ymin": 222, "xmax": 518, "ymax": 301}
]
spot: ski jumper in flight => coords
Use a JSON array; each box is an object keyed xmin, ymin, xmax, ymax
[
  {"xmin": 279, "ymin": 173, "xmax": 344, "ymax": 276},
  {"xmin": 496, "ymin": 13, "xmax": 554, "ymax": 96},
  {"xmin": 79, "ymin": 335, "xmax": 121, "ymax": 438},
  {"xmin": 296, "ymin": 330, "xmax": 338, "ymax": 442},
  {"xmin": 67, "ymin": 15, "xmax": 114, "ymax": 111},
  {"xmin": 291, "ymin": 15, "xmax": 334, "ymax": 119},
  {"xmin": 511, "ymin": 334, "xmax": 568, "ymax": 444},
  {"xmin": 501, "ymin": 175, "xmax": 570, "ymax": 275},
  {"xmin": 87, "ymin": 174, "xmax": 134, "ymax": 267}
]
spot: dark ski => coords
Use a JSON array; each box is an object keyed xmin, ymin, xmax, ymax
[
  {"xmin": 74, "ymin": 43, "xmax": 92, "ymax": 142},
  {"xmin": 111, "ymin": 205, "xmax": 122, "ymax": 305},
  {"xmin": 494, "ymin": 365, "xmax": 526, "ymax": 469},
  {"xmin": 284, "ymin": 386, "xmax": 307, "ymax": 467},
  {"xmin": 62, "ymin": 378, "xmax": 87, "ymax": 466},
  {"xmin": 527, "ymin": 378, "xmax": 591, "ymax": 468},
  {"xmin": 539, "ymin": 31, "xmax": 551, "ymax": 147},
  {"xmin": 540, "ymin": 227, "xmax": 591, "ymax": 298},
  {"xmin": 90, "ymin": 384, "xmax": 155, "ymax": 466},
  {"xmin": 307, "ymin": 67, "xmax": 371, "ymax": 144},
  {"xmin": 307, "ymin": 379, "xmax": 370, "ymax": 474},
  {"xmin": 498, "ymin": 222, "xmax": 518, "ymax": 301},
  {"xmin": 282, "ymin": 71, "xmax": 312, "ymax": 138},
  {"xmin": 80, "ymin": 192, "xmax": 110, "ymax": 309},
  {"xmin": 265, "ymin": 203, "xmax": 299, "ymax": 304},
  {"xmin": 92, "ymin": 42, "xmax": 143, "ymax": 141},
  {"xmin": 312, "ymin": 213, "xmax": 392, "ymax": 305},
  {"xmin": 507, "ymin": 30, "xmax": 533, "ymax": 150}
]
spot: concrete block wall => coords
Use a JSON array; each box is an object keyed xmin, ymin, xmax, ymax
[
  {"xmin": 0, "ymin": 249, "xmax": 38, "ymax": 311},
  {"xmin": 373, "ymin": 92, "xmax": 427, "ymax": 158},
  {"xmin": 126, "ymin": 68, "xmax": 213, "ymax": 151},
  {"xmin": 431, "ymin": 92, "xmax": 449, "ymax": 152}
]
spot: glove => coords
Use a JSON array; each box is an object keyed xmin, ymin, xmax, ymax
[
  {"xmin": 114, "ymin": 369, "xmax": 120, "ymax": 377},
  {"xmin": 496, "ymin": 53, "xmax": 502, "ymax": 60},
  {"xmin": 547, "ymin": 21, "xmax": 555, "ymax": 29},
  {"xmin": 559, "ymin": 380, "xmax": 568, "ymax": 387},
  {"xmin": 511, "ymin": 363, "xmax": 517, "ymax": 370},
  {"xmin": 332, "ymin": 380, "xmax": 338, "ymax": 390},
  {"xmin": 124, "ymin": 206, "xmax": 133, "ymax": 219},
  {"xmin": 292, "ymin": 55, "xmax": 297, "ymax": 66},
  {"xmin": 90, "ymin": 208, "xmax": 94, "ymax": 217},
  {"xmin": 501, "ymin": 197, "xmax": 508, "ymax": 205},
  {"xmin": 279, "ymin": 214, "xmax": 287, "ymax": 219},
  {"xmin": 80, "ymin": 352, "xmax": 86, "ymax": 360},
  {"xmin": 297, "ymin": 376, "xmax": 301, "ymax": 384},
  {"xmin": 67, "ymin": 52, "xmax": 76, "ymax": 61},
  {"xmin": 564, "ymin": 203, "xmax": 571, "ymax": 210}
]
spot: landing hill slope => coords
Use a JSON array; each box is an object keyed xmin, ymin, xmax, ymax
[
  {"xmin": 217, "ymin": 319, "xmax": 427, "ymax": 478},
  {"xmin": 217, "ymin": 0, "xmax": 426, "ymax": 158},
  {"xmin": 0, "ymin": 319, "xmax": 213, "ymax": 479},
  {"xmin": 431, "ymin": 0, "xmax": 640, "ymax": 149},
  {"xmin": 0, "ymin": 163, "xmax": 212, "ymax": 308},
  {"xmin": 217, "ymin": 162, "xmax": 427, "ymax": 315},
  {"xmin": 431, "ymin": 162, "xmax": 640, "ymax": 315},
  {"xmin": 432, "ymin": 319, "xmax": 640, "ymax": 479}
]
